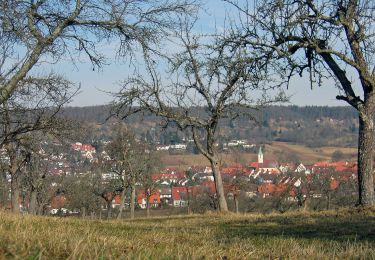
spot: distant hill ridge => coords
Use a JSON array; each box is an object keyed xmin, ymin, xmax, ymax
[
  {"xmin": 61, "ymin": 105, "xmax": 357, "ymax": 123},
  {"xmin": 61, "ymin": 105, "xmax": 358, "ymax": 148}
]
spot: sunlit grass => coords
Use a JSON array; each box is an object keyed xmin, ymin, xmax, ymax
[{"xmin": 0, "ymin": 208, "xmax": 374, "ymax": 259}]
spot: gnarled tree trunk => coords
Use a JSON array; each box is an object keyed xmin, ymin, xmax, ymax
[
  {"xmin": 357, "ymin": 107, "xmax": 375, "ymax": 206},
  {"xmin": 211, "ymin": 159, "xmax": 228, "ymax": 212},
  {"xmin": 29, "ymin": 188, "xmax": 37, "ymax": 215},
  {"xmin": 11, "ymin": 176, "xmax": 20, "ymax": 213}
]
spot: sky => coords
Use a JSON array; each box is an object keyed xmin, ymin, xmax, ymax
[{"xmin": 51, "ymin": 0, "xmax": 348, "ymax": 108}]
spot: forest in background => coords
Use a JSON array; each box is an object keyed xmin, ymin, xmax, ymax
[{"xmin": 61, "ymin": 105, "xmax": 358, "ymax": 148}]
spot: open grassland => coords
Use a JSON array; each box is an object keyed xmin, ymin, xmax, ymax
[
  {"xmin": 267, "ymin": 142, "xmax": 357, "ymax": 163},
  {"xmin": 1, "ymin": 208, "xmax": 375, "ymax": 259},
  {"xmin": 162, "ymin": 142, "xmax": 357, "ymax": 168}
]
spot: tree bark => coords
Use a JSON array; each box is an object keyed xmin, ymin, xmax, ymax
[
  {"xmin": 37, "ymin": 204, "xmax": 44, "ymax": 215},
  {"xmin": 327, "ymin": 192, "xmax": 331, "ymax": 211},
  {"xmin": 29, "ymin": 189, "xmax": 37, "ymax": 215},
  {"xmin": 192, "ymin": 127, "xmax": 228, "ymax": 212},
  {"xmin": 234, "ymin": 194, "xmax": 239, "ymax": 214},
  {"xmin": 211, "ymin": 160, "xmax": 228, "ymax": 212},
  {"xmin": 303, "ymin": 196, "xmax": 309, "ymax": 211},
  {"xmin": 117, "ymin": 188, "xmax": 126, "ymax": 220},
  {"xmin": 187, "ymin": 188, "xmax": 191, "ymax": 215},
  {"xmin": 146, "ymin": 195, "xmax": 150, "ymax": 218},
  {"xmin": 106, "ymin": 201, "xmax": 112, "ymax": 219},
  {"xmin": 130, "ymin": 184, "xmax": 136, "ymax": 219},
  {"xmin": 81, "ymin": 207, "xmax": 86, "ymax": 218},
  {"xmin": 357, "ymin": 109, "xmax": 375, "ymax": 206},
  {"xmin": 11, "ymin": 176, "xmax": 20, "ymax": 213}
]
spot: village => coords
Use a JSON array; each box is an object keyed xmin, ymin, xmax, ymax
[{"xmin": 20, "ymin": 139, "xmax": 356, "ymax": 216}]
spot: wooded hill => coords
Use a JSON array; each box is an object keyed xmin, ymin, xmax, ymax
[{"xmin": 61, "ymin": 105, "xmax": 358, "ymax": 148}]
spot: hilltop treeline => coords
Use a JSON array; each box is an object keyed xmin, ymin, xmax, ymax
[{"xmin": 61, "ymin": 105, "xmax": 358, "ymax": 148}]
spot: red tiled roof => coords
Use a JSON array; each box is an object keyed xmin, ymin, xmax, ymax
[
  {"xmin": 172, "ymin": 186, "xmax": 189, "ymax": 201},
  {"xmin": 249, "ymin": 160, "xmax": 279, "ymax": 169},
  {"xmin": 71, "ymin": 143, "xmax": 96, "ymax": 152},
  {"xmin": 330, "ymin": 179, "xmax": 340, "ymax": 190},
  {"xmin": 50, "ymin": 195, "xmax": 66, "ymax": 208},
  {"xmin": 258, "ymin": 183, "xmax": 288, "ymax": 195},
  {"xmin": 137, "ymin": 189, "xmax": 160, "ymax": 204}
]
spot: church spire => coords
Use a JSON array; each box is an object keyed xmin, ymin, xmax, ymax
[{"xmin": 258, "ymin": 146, "xmax": 264, "ymax": 164}]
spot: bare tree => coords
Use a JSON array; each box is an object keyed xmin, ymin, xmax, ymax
[
  {"xmin": 106, "ymin": 124, "xmax": 157, "ymax": 219},
  {"xmin": 137, "ymin": 154, "xmax": 161, "ymax": 218},
  {"xmin": 223, "ymin": 0, "xmax": 375, "ymax": 206},
  {"xmin": 0, "ymin": 74, "xmax": 76, "ymax": 213},
  {"xmin": 0, "ymin": 74, "xmax": 77, "ymax": 146},
  {"xmin": 0, "ymin": 0, "xmax": 196, "ymax": 104},
  {"xmin": 114, "ymin": 21, "xmax": 285, "ymax": 212}
]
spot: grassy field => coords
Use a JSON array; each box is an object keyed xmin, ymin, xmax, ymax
[
  {"xmin": 1, "ymin": 208, "xmax": 375, "ymax": 259},
  {"xmin": 162, "ymin": 142, "xmax": 357, "ymax": 169}
]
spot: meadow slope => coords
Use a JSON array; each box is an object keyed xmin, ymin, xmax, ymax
[
  {"xmin": 162, "ymin": 142, "xmax": 357, "ymax": 169},
  {"xmin": 1, "ymin": 208, "xmax": 375, "ymax": 259}
]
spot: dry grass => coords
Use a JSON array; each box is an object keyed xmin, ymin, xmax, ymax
[
  {"xmin": 269, "ymin": 142, "xmax": 357, "ymax": 163},
  {"xmin": 162, "ymin": 153, "xmax": 257, "ymax": 169},
  {"xmin": 161, "ymin": 142, "xmax": 357, "ymax": 168},
  {"xmin": 1, "ymin": 208, "xmax": 375, "ymax": 259}
]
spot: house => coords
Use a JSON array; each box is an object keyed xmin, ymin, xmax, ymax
[
  {"xmin": 72, "ymin": 142, "xmax": 96, "ymax": 153},
  {"xmin": 187, "ymin": 166, "xmax": 214, "ymax": 182},
  {"xmin": 137, "ymin": 189, "xmax": 161, "ymax": 209},
  {"xmin": 172, "ymin": 186, "xmax": 190, "ymax": 207},
  {"xmin": 295, "ymin": 163, "xmax": 308, "ymax": 174},
  {"xmin": 312, "ymin": 161, "xmax": 357, "ymax": 173},
  {"xmin": 156, "ymin": 145, "xmax": 170, "ymax": 151},
  {"xmin": 169, "ymin": 144, "xmax": 187, "ymax": 150},
  {"xmin": 159, "ymin": 188, "xmax": 172, "ymax": 204},
  {"xmin": 152, "ymin": 168, "xmax": 185, "ymax": 184},
  {"xmin": 221, "ymin": 164, "xmax": 251, "ymax": 177},
  {"xmin": 50, "ymin": 195, "xmax": 66, "ymax": 209},
  {"xmin": 242, "ymin": 183, "xmax": 258, "ymax": 198},
  {"xmin": 111, "ymin": 195, "xmax": 122, "ymax": 208},
  {"xmin": 249, "ymin": 146, "xmax": 280, "ymax": 175},
  {"xmin": 257, "ymin": 183, "xmax": 291, "ymax": 198}
]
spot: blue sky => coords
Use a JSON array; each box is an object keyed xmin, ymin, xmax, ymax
[{"xmin": 52, "ymin": 0, "xmax": 347, "ymax": 107}]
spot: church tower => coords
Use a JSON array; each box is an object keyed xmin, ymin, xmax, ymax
[{"xmin": 258, "ymin": 146, "xmax": 264, "ymax": 164}]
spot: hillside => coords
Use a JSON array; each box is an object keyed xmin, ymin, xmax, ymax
[
  {"xmin": 61, "ymin": 105, "xmax": 359, "ymax": 148},
  {"xmin": 161, "ymin": 142, "xmax": 357, "ymax": 169},
  {"xmin": 1, "ymin": 209, "xmax": 374, "ymax": 259}
]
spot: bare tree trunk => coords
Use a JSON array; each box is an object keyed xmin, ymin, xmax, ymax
[
  {"xmin": 117, "ymin": 188, "xmax": 126, "ymax": 220},
  {"xmin": 303, "ymin": 197, "xmax": 309, "ymax": 211},
  {"xmin": 146, "ymin": 197, "xmax": 150, "ymax": 218},
  {"xmin": 29, "ymin": 189, "xmax": 37, "ymax": 215},
  {"xmin": 211, "ymin": 160, "xmax": 228, "ymax": 212},
  {"xmin": 37, "ymin": 203, "xmax": 44, "ymax": 215},
  {"xmin": 234, "ymin": 194, "xmax": 239, "ymax": 214},
  {"xmin": 130, "ymin": 184, "xmax": 136, "ymax": 219},
  {"xmin": 11, "ymin": 176, "xmax": 20, "ymax": 213},
  {"xmin": 81, "ymin": 207, "xmax": 86, "ymax": 218},
  {"xmin": 327, "ymin": 192, "xmax": 331, "ymax": 211},
  {"xmin": 357, "ymin": 109, "xmax": 375, "ymax": 206},
  {"xmin": 187, "ymin": 188, "xmax": 191, "ymax": 215},
  {"xmin": 107, "ymin": 201, "xmax": 112, "ymax": 219}
]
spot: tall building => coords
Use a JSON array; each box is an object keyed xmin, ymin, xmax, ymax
[{"xmin": 258, "ymin": 146, "xmax": 264, "ymax": 164}]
